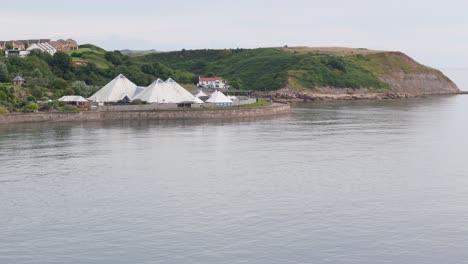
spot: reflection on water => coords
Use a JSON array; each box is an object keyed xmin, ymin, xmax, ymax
[{"xmin": 1, "ymin": 95, "xmax": 468, "ymax": 264}]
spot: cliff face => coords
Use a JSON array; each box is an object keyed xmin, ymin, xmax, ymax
[
  {"xmin": 270, "ymin": 49, "xmax": 459, "ymax": 100},
  {"xmin": 380, "ymin": 71, "xmax": 459, "ymax": 95},
  {"xmin": 376, "ymin": 52, "xmax": 459, "ymax": 95}
]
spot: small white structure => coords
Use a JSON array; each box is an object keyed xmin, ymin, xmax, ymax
[
  {"xmin": 89, "ymin": 74, "xmax": 138, "ymax": 103},
  {"xmin": 58, "ymin": 95, "xmax": 88, "ymax": 105},
  {"xmin": 198, "ymin": 77, "xmax": 227, "ymax": 89},
  {"xmin": 134, "ymin": 78, "xmax": 201, "ymax": 104},
  {"xmin": 206, "ymin": 91, "xmax": 233, "ymax": 106},
  {"xmin": 27, "ymin": 43, "xmax": 57, "ymax": 55},
  {"xmin": 12, "ymin": 76, "xmax": 25, "ymax": 86},
  {"xmin": 195, "ymin": 90, "xmax": 208, "ymax": 98},
  {"xmin": 5, "ymin": 50, "xmax": 30, "ymax": 57},
  {"xmin": 193, "ymin": 97, "xmax": 205, "ymax": 104},
  {"xmin": 228, "ymin": 95, "xmax": 239, "ymax": 105}
]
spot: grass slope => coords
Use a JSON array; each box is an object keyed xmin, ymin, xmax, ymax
[
  {"xmin": 68, "ymin": 44, "xmax": 113, "ymax": 69},
  {"xmin": 136, "ymin": 48, "xmax": 392, "ymax": 90}
]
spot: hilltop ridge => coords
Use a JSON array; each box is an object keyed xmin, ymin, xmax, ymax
[{"xmin": 134, "ymin": 46, "xmax": 458, "ymax": 97}]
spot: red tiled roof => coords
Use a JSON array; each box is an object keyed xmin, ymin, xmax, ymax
[{"xmin": 200, "ymin": 77, "xmax": 222, "ymax": 82}]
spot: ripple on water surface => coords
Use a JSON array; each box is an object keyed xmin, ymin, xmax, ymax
[{"xmin": 1, "ymin": 96, "xmax": 468, "ymax": 264}]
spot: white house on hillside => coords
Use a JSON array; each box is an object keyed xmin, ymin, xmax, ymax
[
  {"xmin": 197, "ymin": 76, "xmax": 227, "ymax": 89},
  {"xmin": 5, "ymin": 50, "xmax": 30, "ymax": 57}
]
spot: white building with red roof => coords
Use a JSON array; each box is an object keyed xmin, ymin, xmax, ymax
[{"xmin": 197, "ymin": 76, "xmax": 227, "ymax": 89}]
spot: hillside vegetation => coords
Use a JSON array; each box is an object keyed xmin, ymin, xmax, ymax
[
  {"xmin": 69, "ymin": 44, "xmax": 113, "ymax": 69},
  {"xmin": 133, "ymin": 47, "xmax": 451, "ymax": 91},
  {"xmin": 0, "ymin": 45, "xmax": 196, "ymax": 112},
  {"xmin": 0, "ymin": 44, "xmax": 457, "ymax": 112}
]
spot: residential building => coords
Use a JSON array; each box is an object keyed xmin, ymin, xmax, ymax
[
  {"xmin": 0, "ymin": 41, "xmax": 24, "ymax": 50},
  {"xmin": 197, "ymin": 76, "xmax": 227, "ymax": 89},
  {"xmin": 1, "ymin": 38, "xmax": 78, "ymax": 56},
  {"xmin": 27, "ymin": 43, "xmax": 57, "ymax": 55},
  {"xmin": 5, "ymin": 50, "xmax": 30, "ymax": 57},
  {"xmin": 50, "ymin": 39, "xmax": 78, "ymax": 52}
]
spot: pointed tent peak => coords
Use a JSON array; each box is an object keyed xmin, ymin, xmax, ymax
[
  {"xmin": 195, "ymin": 90, "xmax": 208, "ymax": 98},
  {"xmin": 134, "ymin": 78, "xmax": 200, "ymax": 104},
  {"xmin": 88, "ymin": 73, "xmax": 138, "ymax": 102},
  {"xmin": 206, "ymin": 90, "xmax": 233, "ymax": 104},
  {"xmin": 165, "ymin": 78, "xmax": 176, "ymax": 83},
  {"xmin": 112, "ymin": 73, "xmax": 137, "ymax": 87},
  {"xmin": 152, "ymin": 78, "xmax": 164, "ymax": 84}
]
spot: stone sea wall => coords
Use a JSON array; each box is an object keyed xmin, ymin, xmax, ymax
[{"xmin": 0, "ymin": 103, "xmax": 290, "ymax": 124}]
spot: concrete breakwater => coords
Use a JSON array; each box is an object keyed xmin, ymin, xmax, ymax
[{"xmin": 0, "ymin": 103, "xmax": 290, "ymax": 124}]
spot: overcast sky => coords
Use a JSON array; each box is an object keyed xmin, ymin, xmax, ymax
[{"xmin": 1, "ymin": 0, "xmax": 467, "ymax": 89}]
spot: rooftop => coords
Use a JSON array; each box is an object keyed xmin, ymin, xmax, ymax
[{"xmin": 200, "ymin": 77, "xmax": 222, "ymax": 82}]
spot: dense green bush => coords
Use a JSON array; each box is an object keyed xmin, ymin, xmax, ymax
[
  {"xmin": 71, "ymin": 52, "xmax": 82, "ymax": 58},
  {"xmin": 0, "ymin": 62, "xmax": 9, "ymax": 82},
  {"xmin": 50, "ymin": 78, "xmax": 69, "ymax": 90},
  {"xmin": 0, "ymin": 105, "xmax": 9, "ymax": 114},
  {"xmin": 24, "ymin": 102, "xmax": 39, "ymax": 112},
  {"xmin": 105, "ymin": 51, "xmax": 128, "ymax": 66}
]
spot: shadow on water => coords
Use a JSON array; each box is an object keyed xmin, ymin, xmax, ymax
[
  {"xmin": 0, "ymin": 113, "xmax": 290, "ymax": 135},
  {"xmin": 2, "ymin": 95, "xmax": 468, "ymax": 264}
]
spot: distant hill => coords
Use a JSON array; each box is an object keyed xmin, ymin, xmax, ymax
[
  {"xmin": 134, "ymin": 47, "xmax": 459, "ymax": 94},
  {"xmin": 121, "ymin": 49, "xmax": 158, "ymax": 55}
]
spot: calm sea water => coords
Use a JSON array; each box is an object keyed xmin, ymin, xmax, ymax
[{"xmin": 1, "ymin": 96, "xmax": 468, "ymax": 264}]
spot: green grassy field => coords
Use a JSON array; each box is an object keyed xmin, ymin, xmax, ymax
[
  {"xmin": 135, "ymin": 48, "xmax": 396, "ymax": 91},
  {"xmin": 236, "ymin": 100, "xmax": 272, "ymax": 107},
  {"xmin": 68, "ymin": 45, "xmax": 113, "ymax": 69}
]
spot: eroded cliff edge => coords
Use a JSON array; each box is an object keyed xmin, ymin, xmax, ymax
[{"xmin": 264, "ymin": 48, "xmax": 459, "ymax": 100}]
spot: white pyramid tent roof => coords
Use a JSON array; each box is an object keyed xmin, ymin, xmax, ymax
[
  {"xmin": 133, "ymin": 86, "xmax": 146, "ymax": 97},
  {"xmin": 195, "ymin": 90, "xmax": 208, "ymax": 98},
  {"xmin": 58, "ymin": 95, "xmax": 88, "ymax": 102},
  {"xmin": 193, "ymin": 97, "xmax": 204, "ymax": 104},
  {"xmin": 134, "ymin": 78, "xmax": 200, "ymax": 104},
  {"xmin": 89, "ymin": 74, "xmax": 138, "ymax": 102},
  {"xmin": 206, "ymin": 91, "xmax": 233, "ymax": 104}
]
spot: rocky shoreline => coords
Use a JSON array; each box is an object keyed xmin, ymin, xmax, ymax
[{"xmin": 257, "ymin": 88, "xmax": 461, "ymax": 102}]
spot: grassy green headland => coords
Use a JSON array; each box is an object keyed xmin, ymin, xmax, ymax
[{"xmin": 0, "ymin": 44, "xmax": 455, "ymax": 113}]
